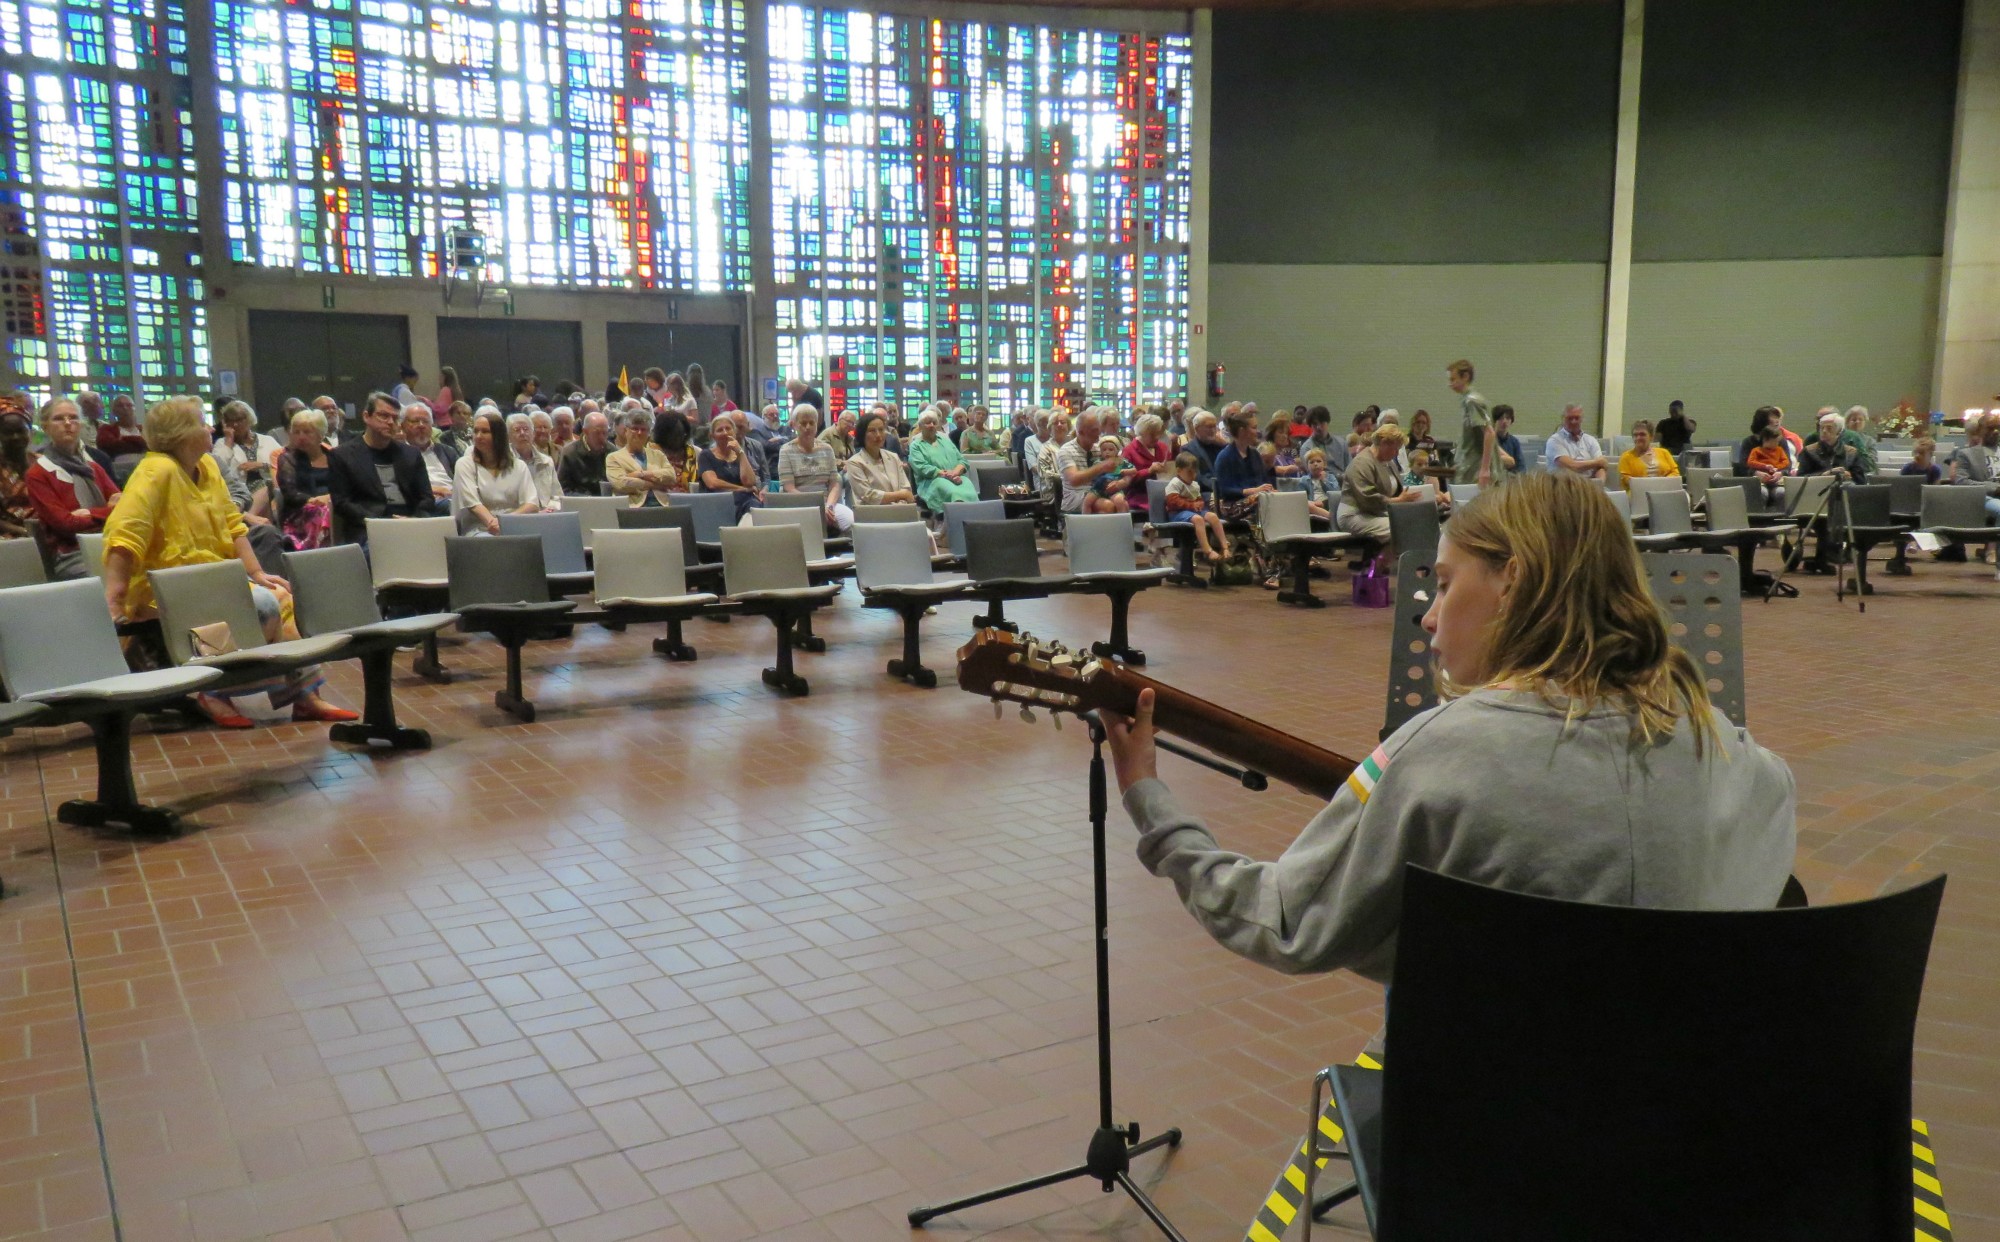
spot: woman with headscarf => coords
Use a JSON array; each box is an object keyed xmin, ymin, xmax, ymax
[{"xmin": 0, "ymin": 403, "xmax": 35, "ymax": 540}]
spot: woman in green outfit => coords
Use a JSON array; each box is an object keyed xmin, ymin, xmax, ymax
[
  {"xmin": 959, "ymin": 406, "xmax": 1000, "ymax": 455},
  {"xmin": 910, "ymin": 408, "xmax": 980, "ymax": 509}
]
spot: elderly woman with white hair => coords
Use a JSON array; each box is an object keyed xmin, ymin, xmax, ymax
[
  {"xmin": 909, "ymin": 407, "xmax": 980, "ymax": 509},
  {"xmin": 506, "ymin": 412, "xmax": 561, "ymax": 509},
  {"xmin": 779, "ymin": 405, "xmax": 853, "ymax": 532},
  {"xmin": 101, "ymin": 396, "xmax": 356, "ymax": 728},
  {"xmin": 1122, "ymin": 412, "xmax": 1177, "ymax": 519}
]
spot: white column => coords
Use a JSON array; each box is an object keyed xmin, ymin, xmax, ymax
[
  {"xmin": 1186, "ymin": 9, "xmax": 1213, "ymax": 406},
  {"xmin": 1933, "ymin": 0, "xmax": 2000, "ymax": 419},
  {"xmin": 1598, "ymin": 0, "xmax": 1643, "ymax": 438}
]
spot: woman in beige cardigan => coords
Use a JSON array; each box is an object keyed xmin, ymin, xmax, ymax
[{"xmin": 843, "ymin": 412, "xmax": 917, "ymax": 505}]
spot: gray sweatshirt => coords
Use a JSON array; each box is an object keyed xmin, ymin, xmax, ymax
[{"xmin": 1123, "ymin": 688, "xmax": 1796, "ymax": 985}]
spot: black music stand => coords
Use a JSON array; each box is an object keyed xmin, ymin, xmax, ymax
[{"xmin": 908, "ymin": 714, "xmax": 1264, "ymax": 1237}]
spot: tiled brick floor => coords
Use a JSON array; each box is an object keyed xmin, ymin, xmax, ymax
[{"xmin": 0, "ymin": 549, "xmax": 1995, "ymax": 1241}]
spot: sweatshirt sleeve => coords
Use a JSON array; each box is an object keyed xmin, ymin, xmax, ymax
[{"xmin": 1120, "ymin": 732, "xmax": 1437, "ymax": 980}]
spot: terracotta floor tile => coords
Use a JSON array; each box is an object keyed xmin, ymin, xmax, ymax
[{"xmin": 1, "ymin": 571, "xmax": 1997, "ymax": 1239}]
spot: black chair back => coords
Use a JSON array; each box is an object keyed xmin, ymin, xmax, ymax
[
  {"xmin": 615, "ymin": 505, "xmax": 700, "ymax": 565},
  {"xmin": 1830, "ymin": 483, "xmax": 1894, "ymax": 531},
  {"xmin": 962, "ymin": 519, "xmax": 1042, "ymax": 582},
  {"xmin": 1377, "ymin": 866, "xmax": 1944, "ymax": 1239},
  {"xmin": 1386, "ymin": 502, "xmax": 1440, "ymax": 562},
  {"xmin": 977, "ymin": 464, "xmax": 1024, "ymax": 501},
  {"xmin": 1880, "ymin": 472, "xmax": 1924, "ymax": 519},
  {"xmin": 445, "ymin": 536, "xmax": 549, "ymax": 610}
]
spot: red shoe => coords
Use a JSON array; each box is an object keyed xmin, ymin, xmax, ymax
[
  {"xmin": 194, "ymin": 694, "xmax": 255, "ymax": 730},
  {"xmin": 292, "ymin": 701, "xmax": 360, "ymax": 723}
]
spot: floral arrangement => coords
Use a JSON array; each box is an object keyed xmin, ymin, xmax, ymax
[{"xmin": 1875, "ymin": 398, "xmax": 1929, "ymax": 440}]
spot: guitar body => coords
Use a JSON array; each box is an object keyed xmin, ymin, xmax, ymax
[{"xmin": 956, "ymin": 629, "xmax": 1359, "ymax": 801}]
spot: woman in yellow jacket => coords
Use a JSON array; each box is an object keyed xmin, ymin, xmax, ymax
[
  {"xmin": 102, "ymin": 396, "xmax": 355, "ymax": 729},
  {"xmin": 1618, "ymin": 420, "xmax": 1682, "ymax": 490}
]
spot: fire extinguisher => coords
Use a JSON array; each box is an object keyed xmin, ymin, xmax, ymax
[{"xmin": 1207, "ymin": 362, "xmax": 1225, "ymax": 401}]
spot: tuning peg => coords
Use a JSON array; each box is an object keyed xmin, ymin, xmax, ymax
[
  {"xmin": 1052, "ymin": 712, "xmax": 1062, "ymax": 732},
  {"xmin": 993, "ymin": 699, "xmax": 1003, "ymax": 721},
  {"xmin": 1019, "ymin": 705, "xmax": 1036, "ymax": 724}
]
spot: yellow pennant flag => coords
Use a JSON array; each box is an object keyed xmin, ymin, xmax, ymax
[{"xmin": 618, "ymin": 365, "xmax": 629, "ymax": 395}]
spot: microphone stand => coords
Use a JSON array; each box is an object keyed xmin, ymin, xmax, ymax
[{"xmin": 908, "ymin": 715, "xmax": 1269, "ymax": 1237}]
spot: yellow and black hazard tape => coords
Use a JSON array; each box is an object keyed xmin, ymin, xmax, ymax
[
  {"xmin": 1914, "ymin": 1119, "xmax": 1952, "ymax": 1241},
  {"xmin": 1243, "ymin": 1063, "xmax": 1951, "ymax": 1241},
  {"xmin": 1243, "ymin": 1052, "xmax": 1380, "ymax": 1242}
]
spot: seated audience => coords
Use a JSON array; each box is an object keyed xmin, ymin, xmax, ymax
[
  {"xmin": 1903, "ymin": 438, "xmax": 1942, "ymax": 484},
  {"xmin": 1947, "ymin": 414, "xmax": 2000, "ymax": 523},
  {"xmin": 1406, "ymin": 408, "xmax": 1440, "ymax": 458},
  {"xmin": 27, "ymin": 395, "xmax": 120, "ymax": 576},
  {"xmin": 1093, "ymin": 436, "xmax": 1131, "ymax": 502},
  {"xmin": 1841, "ymin": 405, "xmax": 1878, "ymax": 476},
  {"xmin": 959, "ymin": 406, "xmax": 1000, "ymax": 455},
  {"xmin": 403, "ymin": 403, "xmax": 459, "ymax": 514},
  {"xmin": 96, "ymin": 394, "xmax": 148, "ymax": 459},
  {"xmin": 1036, "ymin": 410, "xmax": 1074, "ymax": 505},
  {"xmin": 826, "ymin": 409, "xmax": 858, "ymax": 462},
  {"xmin": 1404, "ymin": 446, "xmax": 1434, "ymax": 487},
  {"xmin": 1265, "ymin": 416, "xmax": 1301, "ymax": 478},
  {"xmin": 607, "ymin": 409, "xmax": 682, "ymax": 507},
  {"xmin": 329, "ymin": 392, "xmax": 434, "ymax": 542},
  {"xmin": 531, "ymin": 409, "xmax": 557, "ymax": 459},
  {"xmin": 911, "ymin": 409, "xmax": 981, "ymax": 510},
  {"xmin": 507, "ymin": 412, "xmax": 560, "ymax": 507},
  {"xmin": 453, "ymin": 409, "xmax": 543, "ymax": 534},
  {"xmin": 1060, "ymin": 409, "xmax": 1130, "ymax": 515},
  {"xmin": 73, "ymin": 391, "xmax": 117, "ymax": 474},
  {"xmin": 557, "ymin": 411, "xmax": 614, "ymax": 496},
  {"xmin": 1181, "ymin": 409, "xmax": 1225, "ymax": 495},
  {"xmin": 1298, "ymin": 406, "xmax": 1349, "ymax": 480},
  {"xmin": 212, "ymin": 401, "xmax": 282, "ymax": 505},
  {"xmin": 779, "ymin": 406, "xmax": 853, "ymax": 533},
  {"xmin": 275, "ymin": 408, "xmax": 334, "ymax": 551},
  {"xmin": 1618, "ymin": 419, "xmax": 1682, "ymax": 489},
  {"xmin": 654, "ymin": 410, "xmax": 700, "ymax": 492},
  {"xmin": 1299, "ymin": 448, "xmax": 1335, "ymax": 520},
  {"xmin": 1009, "ymin": 409, "xmax": 1037, "ymax": 466},
  {"xmin": 844, "ymin": 412, "xmax": 917, "ymax": 505},
  {"xmin": 1799, "ymin": 411, "xmax": 1864, "ymax": 480},
  {"xmin": 1745, "ymin": 426, "xmax": 1791, "ymax": 507},
  {"xmin": 1213, "ymin": 409, "xmax": 1277, "ymax": 524},
  {"xmin": 101, "ymin": 396, "xmax": 356, "ymax": 728},
  {"xmin": 1492, "ymin": 405, "xmax": 1524, "ymax": 478},
  {"xmin": 550, "ymin": 406, "xmax": 576, "ymax": 450},
  {"xmin": 1656, "ymin": 400, "xmax": 1694, "ymax": 453},
  {"xmin": 1123, "ymin": 414, "xmax": 1178, "ymax": 518},
  {"xmin": 1164, "ymin": 452, "xmax": 1231, "ymax": 562},
  {"xmin": 1339, "ymin": 424, "xmax": 1430, "ymax": 542},
  {"xmin": 698, "ymin": 412, "xmax": 764, "ymax": 521},
  {"xmin": 1546, "ymin": 404, "xmax": 1609, "ymax": 482}
]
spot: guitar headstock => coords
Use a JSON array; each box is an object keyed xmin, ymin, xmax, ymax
[{"xmin": 956, "ymin": 628, "xmax": 1116, "ymax": 724}]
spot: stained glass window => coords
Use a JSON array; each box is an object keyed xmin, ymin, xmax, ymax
[
  {"xmin": 768, "ymin": 6, "xmax": 1191, "ymax": 413},
  {"xmin": 213, "ymin": 0, "xmax": 752, "ymax": 292},
  {"xmin": 0, "ymin": 0, "xmax": 208, "ymax": 401}
]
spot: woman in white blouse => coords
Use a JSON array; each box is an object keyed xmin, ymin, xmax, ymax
[
  {"xmin": 453, "ymin": 409, "xmax": 542, "ymax": 534},
  {"xmin": 843, "ymin": 412, "xmax": 917, "ymax": 505},
  {"xmin": 506, "ymin": 412, "xmax": 560, "ymax": 510}
]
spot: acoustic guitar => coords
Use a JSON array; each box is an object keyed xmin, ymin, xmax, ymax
[{"xmin": 956, "ymin": 628, "xmax": 1360, "ymax": 801}]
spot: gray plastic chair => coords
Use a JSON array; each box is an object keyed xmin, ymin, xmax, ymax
[
  {"xmin": 766, "ymin": 489, "xmax": 824, "ymax": 509},
  {"xmin": 749, "ymin": 506, "xmax": 854, "ymax": 576},
  {"xmin": 1065, "ymin": 512, "xmax": 1170, "ymax": 664},
  {"xmin": 285, "ymin": 544, "xmax": 457, "ymax": 750},
  {"xmin": 962, "ymin": 518, "xmax": 1074, "ymax": 635},
  {"xmin": 1633, "ymin": 489, "xmax": 1695, "ymax": 550},
  {"xmin": 1259, "ymin": 491, "xmax": 1366, "ymax": 609},
  {"xmin": 558, "ymin": 495, "xmax": 625, "ymax": 552},
  {"xmin": 0, "ymin": 579, "xmax": 222, "ymax": 834},
  {"xmin": 0, "ymin": 539, "xmax": 47, "ymax": 588},
  {"xmin": 1605, "ymin": 489, "xmax": 1633, "ymax": 525},
  {"xmin": 149, "ymin": 562, "xmax": 351, "ymax": 690},
  {"xmin": 1626, "ymin": 477, "xmax": 1685, "ymax": 525},
  {"xmin": 78, "ymin": 532, "xmax": 106, "ymax": 578},
  {"xmin": 943, "ymin": 499, "xmax": 1007, "ymax": 561},
  {"xmin": 1824, "ymin": 485, "xmax": 1907, "ymax": 607},
  {"xmin": 1381, "ymin": 553, "xmax": 1438, "ymax": 741},
  {"xmin": 852, "ymin": 522, "xmax": 972, "ymax": 688},
  {"xmin": 589, "ymin": 528, "xmax": 718, "ymax": 664},
  {"xmin": 445, "ymin": 535, "xmax": 577, "ymax": 723},
  {"xmin": 855, "ymin": 503, "xmax": 922, "ymax": 524},
  {"xmin": 497, "ymin": 511, "xmax": 594, "ymax": 594},
  {"xmin": 1642, "ymin": 552, "xmax": 1747, "ymax": 726},
  {"xmin": 1684, "ymin": 466, "xmax": 1721, "ymax": 509},
  {"xmin": 1387, "ymin": 501, "xmax": 1441, "ymax": 562},
  {"xmin": 1143, "ymin": 478, "xmax": 1207, "ymax": 588},
  {"xmin": 363, "ymin": 514, "xmax": 456, "ymax": 682},
  {"xmin": 1918, "ymin": 485, "xmax": 1997, "ymax": 544},
  {"xmin": 719, "ymin": 525, "xmax": 841, "ymax": 696},
  {"xmin": 667, "ymin": 490, "xmax": 738, "ymax": 549}
]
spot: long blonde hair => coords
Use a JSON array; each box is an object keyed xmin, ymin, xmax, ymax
[{"xmin": 1441, "ymin": 472, "xmax": 1718, "ymax": 753}]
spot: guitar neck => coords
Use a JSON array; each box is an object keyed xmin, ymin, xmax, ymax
[{"xmin": 1093, "ymin": 665, "xmax": 1359, "ymax": 801}]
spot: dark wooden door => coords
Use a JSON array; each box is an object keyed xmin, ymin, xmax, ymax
[
  {"xmin": 248, "ymin": 311, "xmax": 409, "ymax": 430},
  {"xmin": 607, "ymin": 322, "xmax": 741, "ymax": 404},
  {"xmin": 437, "ymin": 318, "xmax": 583, "ymax": 406}
]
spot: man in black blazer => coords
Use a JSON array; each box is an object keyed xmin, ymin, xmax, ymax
[{"xmin": 329, "ymin": 392, "xmax": 434, "ymax": 543}]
